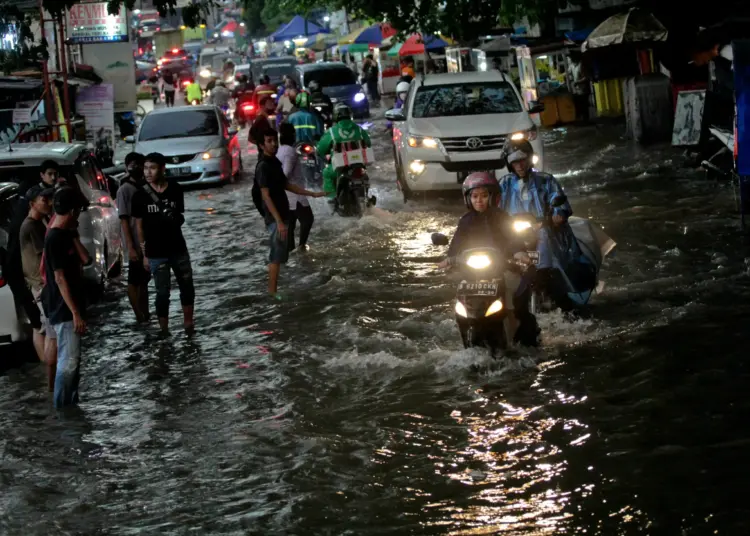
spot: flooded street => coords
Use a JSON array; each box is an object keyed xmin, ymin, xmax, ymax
[{"xmin": 3, "ymin": 118, "xmax": 750, "ymax": 535}]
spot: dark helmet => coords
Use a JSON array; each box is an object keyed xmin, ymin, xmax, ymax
[
  {"xmin": 260, "ymin": 74, "xmax": 270, "ymax": 85},
  {"xmin": 461, "ymin": 172, "xmax": 499, "ymax": 209},
  {"xmin": 333, "ymin": 103, "xmax": 352, "ymax": 122},
  {"xmin": 308, "ymin": 80, "xmax": 321, "ymax": 93},
  {"xmin": 239, "ymin": 74, "xmax": 249, "ymax": 84},
  {"xmin": 502, "ymin": 138, "xmax": 534, "ymax": 173}
]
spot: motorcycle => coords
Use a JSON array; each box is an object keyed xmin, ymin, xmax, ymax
[
  {"xmin": 334, "ymin": 165, "xmax": 376, "ymax": 217},
  {"xmin": 431, "ymin": 235, "xmax": 511, "ymax": 355},
  {"xmin": 295, "ymin": 141, "xmax": 322, "ymax": 187},
  {"xmin": 510, "ymin": 194, "xmax": 616, "ymax": 314},
  {"xmin": 236, "ymin": 98, "xmax": 255, "ymax": 127}
]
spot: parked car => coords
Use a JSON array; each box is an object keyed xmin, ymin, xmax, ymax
[
  {"xmin": 385, "ymin": 71, "xmax": 545, "ymax": 199},
  {"xmin": 0, "ymin": 182, "xmax": 29, "ymax": 348},
  {"xmin": 126, "ymin": 105, "xmax": 242, "ymax": 186},
  {"xmin": 296, "ymin": 62, "xmax": 369, "ymax": 119},
  {"xmin": 0, "ymin": 142, "xmax": 123, "ymax": 288}
]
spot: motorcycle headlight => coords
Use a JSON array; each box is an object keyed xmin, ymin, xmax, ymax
[
  {"xmin": 532, "ymin": 155, "xmax": 539, "ymax": 165},
  {"xmin": 408, "ymin": 135, "xmax": 439, "ymax": 149},
  {"xmin": 485, "ymin": 300, "xmax": 503, "ymax": 316},
  {"xmin": 513, "ymin": 220, "xmax": 532, "ymax": 233},
  {"xmin": 202, "ymin": 148, "xmax": 227, "ymax": 160},
  {"xmin": 200, "ymin": 69, "xmax": 211, "ymax": 78},
  {"xmin": 354, "ymin": 92, "xmax": 366, "ymax": 103},
  {"xmin": 466, "ymin": 254, "xmax": 491, "ymax": 270},
  {"xmin": 455, "ymin": 301, "xmax": 468, "ymax": 318}
]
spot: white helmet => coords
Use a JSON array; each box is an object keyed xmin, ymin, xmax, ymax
[{"xmin": 396, "ymin": 81, "xmax": 410, "ymax": 95}]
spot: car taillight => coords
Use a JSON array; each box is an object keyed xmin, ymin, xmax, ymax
[
  {"xmin": 172, "ymin": 48, "xmax": 179, "ymax": 53},
  {"xmin": 183, "ymin": 80, "xmax": 191, "ymax": 86},
  {"xmin": 242, "ymin": 104, "xmax": 254, "ymax": 112},
  {"xmin": 0, "ymin": 276, "xmax": 6, "ymax": 288}
]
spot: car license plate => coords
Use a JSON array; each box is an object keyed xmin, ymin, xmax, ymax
[
  {"xmin": 167, "ymin": 166, "xmax": 191, "ymax": 177},
  {"xmin": 527, "ymin": 251, "xmax": 540, "ymax": 264},
  {"xmin": 459, "ymin": 281, "xmax": 499, "ymax": 296}
]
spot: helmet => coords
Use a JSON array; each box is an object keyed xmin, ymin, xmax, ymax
[
  {"xmin": 462, "ymin": 172, "xmax": 499, "ymax": 209},
  {"xmin": 295, "ymin": 91, "xmax": 310, "ymax": 109},
  {"xmin": 502, "ymin": 138, "xmax": 534, "ymax": 172},
  {"xmin": 308, "ymin": 80, "xmax": 320, "ymax": 93},
  {"xmin": 396, "ymin": 81, "xmax": 410, "ymax": 95},
  {"xmin": 333, "ymin": 103, "xmax": 352, "ymax": 122}
]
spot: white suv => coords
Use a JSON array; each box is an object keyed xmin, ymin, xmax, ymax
[{"xmin": 386, "ymin": 71, "xmax": 545, "ymax": 199}]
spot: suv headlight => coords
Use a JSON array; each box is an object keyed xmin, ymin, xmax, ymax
[
  {"xmin": 408, "ymin": 135, "xmax": 439, "ymax": 149},
  {"xmin": 202, "ymin": 148, "xmax": 228, "ymax": 160},
  {"xmin": 510, "ymin": 127, "xmax": 538, "ymax": 141}
]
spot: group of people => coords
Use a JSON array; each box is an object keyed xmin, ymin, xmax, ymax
[
  {"xmin": 6, "ymin": 153, "xmax": 195, "ymax": 409},
  {"xmin": 438, "ymin": 138, "xmax": 596, "ymax": 347}
]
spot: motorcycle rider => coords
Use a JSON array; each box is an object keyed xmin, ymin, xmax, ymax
[
  {"xmin": 387, "ymin": 81, "xmax": 410, "ymax": 131},
  {"xmin": 498, "ymin": 139, "xmax": 596, "ymax": 312},
  {"xmin": 232, "ymin": 74, "xmax": 253, "ymax": 99},
  {"xmin": 209, "ymin": 80, "xmax": 232, "ymax": 110},
  {"xmin": 437, "ymin": 173, "xmax": 539, "ymax": 346},
  {"xmin": 316, "ymin": 103, "xmax": 371, "ymax": 200},
  {"xmin": 307, "ymin": 80, "xmax": 333, "ymax": 127},
  {"xmin": 185, "ymin": 78, "xmax": 203, "ymax": 104},
  {"xmin": 288, "ymin": 92, "xmax": 324, "ymax": 143},
  {"xmin": 252, "ymin": 74, "xmax": 277, "ymax": 110}
]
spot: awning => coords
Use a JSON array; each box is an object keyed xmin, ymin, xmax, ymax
[
  {"xmin": 387, "ymin": 42, "xmax": 403, "ymax": 57},
  {"xmin": 270, "ymin": 16, "xmax": 329, "ymax": 42},
  {"xmin": 303, "ymin": 33, "xmax": 337, "ymax": 51},
  {"xmin": 340, "ymin": 43, "xmax": 375, "ymax": 54},
  {"xmin": 398, "ymin": 34, "xmax": 455, "ymax": 57},
  {"xmin": 583, "ymin": 8, "xmax": 667, "ymax": 52},
  {"xmin": 340, "ymin": 23, "xmax": 397, "ymax": 46}
]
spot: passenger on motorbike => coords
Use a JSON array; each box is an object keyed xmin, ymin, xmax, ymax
[
  {"xmin": 288, "ymin": 92, "xmax": 324, "ymax": 143},
  {"xmin": 308, "ymin": 80, "xmax": 333, "ymax": 127},
  {"xmin": 185, "ymin": 79, "xmax": 203, "ymax": 104},
  {"xmin": 438, "ymin": 172, "xmax": 539, "ymax": 346},
  {"xmin": 232, "ymin": 74, "xmax": 253, "ymax": 99},
  {"xmin": 498, "ymin": 139, "xmax": 595, "ymax": 312},
  {"xmin": 316, "ymin": 103, "xmax": 371, "ymax": 199},
  {"xmin": 210, "ymin": 80, "xmax": 232, "ymax": 109},
  {"xmin": 387, "ymin": 81, "xmax": 410, "ymax": 131}
]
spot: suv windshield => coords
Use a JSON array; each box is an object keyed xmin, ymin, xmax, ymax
[
  {"xmin": 139, "ymin": 110, "xmax": 219, "ymax": 141},
  {"xmin": 412, "ymin": 82, "xmax": 523, "ymax": 118},
  {"xmin": 304, "ymin": 67, "xmax": 356, "ymax": 88}
]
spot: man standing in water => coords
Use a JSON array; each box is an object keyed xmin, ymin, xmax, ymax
[
  {"xmin": 133, "ymin": 153, "xmax": 195, "ymax": 335},
  {"xmin": 43, "ymin": 187, "xmax": 86, "ymax": 408},
  {"xmin": 116, "ymin": 152, "xmax": 150, "ymax": 323},
  {"xmin": 255, "ymin": 129, "xmax": 326, "ymax": 295}
]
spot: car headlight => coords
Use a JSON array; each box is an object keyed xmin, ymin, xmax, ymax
[
  {"xmin": 466, "ymin": 254, "xmax": 491, "ymax": 270},
  {"xmin": 510, "ymin": 128, "xmax": 538, "ymax": 141},
  {"xmin": 353, "ymin": 92, "xmax": 366, "ymax": 103},
  {"xmin": 202, "ymin": 148, "xmax": 227, "ymax": 160},
  {"xmin": 455, "ymin": 301, "xmax": 468, "ymax": 318},
  {"xmin": 532, "ymin": 154, "xmax": 539, "ymax": 165},
  {"xmin": 409, "ymin": 160, "xmax": 425, "ymax": 175},
  {"xmin": 408, "ymin": 135, "xmax": 439, "ymax": 148},
  {"xmin": 485, "ymin": 300, "xmax": 503, "ymax": 316},
  {"xmin": 200, "ymin": 69, "xmax": 211, "ymax": 78},
  {"xmin": 513, "ymin": 220, "xmax": 532, "ymax": 233}
]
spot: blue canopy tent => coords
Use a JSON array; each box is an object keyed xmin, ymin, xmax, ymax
[{"xmin": 270, "ymin": 16, "xmax": 329, "ymax": 42}]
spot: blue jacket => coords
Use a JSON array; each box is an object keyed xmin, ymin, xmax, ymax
[{"xmin": 288, "ymin": 109, "xmax": 325, "ymax": 142}]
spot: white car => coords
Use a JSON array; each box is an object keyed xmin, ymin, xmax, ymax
[
  {"xmin": 386, "ymin": 71, "xmax": 545, "ymax": 199},
  {"xmin": 127, "ymin": 105, "xmax": 242, "ymax": 186},
  {"xmin": 0, "ymin": 182, "xmax": 27, "ymax": 347},
  {"xmin": 0, "ymin": 142, "xmax": 123, "ymax": 290}
]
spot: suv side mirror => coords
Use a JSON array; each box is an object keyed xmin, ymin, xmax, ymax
[
  {"xmin": 385, "ymin": 108, "xmax": 406, "ymax": 122},
  {"xmin": 528, "ymin": 100, "xmax": 545, "ymax": 114}
]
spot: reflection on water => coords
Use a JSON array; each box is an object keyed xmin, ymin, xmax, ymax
[{"xmin": 2, "ymin": 123, "xmax": 750, "ymax": 534}]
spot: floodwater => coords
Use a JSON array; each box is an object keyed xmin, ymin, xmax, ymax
[{"xmin": 2, "ymin": 117, "xmax": 750, "ymax": 535}]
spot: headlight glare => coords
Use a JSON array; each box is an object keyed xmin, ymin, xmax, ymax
[
  {"xmin": 202, "ymin": 148, "xmax": 227, "ymax": 160},
  {"xmin": 511, "ymin": 131, "xmax": 525, "ymax": 140},
  {"xmin": 200, "ymin": 69, "xmax": 211, "ymax": 78},
  {"xmin": 354, "ymin": 92, "xmax": 366, "ymax": 103},
  {"xmin": 513, "ymin": 220, "xmax": 532, "ymax": 232},
  {"xmin": 532, "ymin": 154, "xmax": 539, "ymax": 165},
  {"xmin": 409, "ymin": 160, "xmax": 426, "ymax": 175},
  {"xmin": 466, "ymin": 254, "xmax": 491, "ymax": 269},
  {"xmin": 455, "ymin": 301, "xmax": 468, "ymax": 318},
  {"xmin": 485, "ymin": 300, "xmax": 503, "ymax": 316},
  {"xmin": 408, "ymin": 136, "xmax": 439, "ymax": 148}
]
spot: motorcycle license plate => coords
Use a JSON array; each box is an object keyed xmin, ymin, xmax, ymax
[
  {"xmin": 166, "ymin": 166, "xmax": 191, "ymax": 177},
  {"xmin": 459, "ymin": 281, "xmax": 499, "ymax": 296},
  {"xmin": 527, "ymin": 251, "xmax": 540, "ymax": 264}
]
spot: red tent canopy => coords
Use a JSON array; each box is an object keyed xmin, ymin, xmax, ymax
[
  {"xmin": 222, "ymin": 20, "xmax": 239, "ymax": 34},
  {"xmin": 398, "ymin": 33, "xmax": 452, "ymax": 56}
]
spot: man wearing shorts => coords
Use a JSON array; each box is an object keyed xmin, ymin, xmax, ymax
[
  {"xmin": 19, "ymin": 184, "xmax": 57, "ymax": 388},
  {"xmin": 116, "ymin": 152, "xmax": 150, "ymax": 323},
  {"xmin": 255, "ymin": 128, "xmax": 325, "ymax": 295}
]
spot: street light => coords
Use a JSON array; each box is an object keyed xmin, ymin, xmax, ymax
[
  {"xmin": 284, "ymin": 40, "xmax": 291, "ymax": 47},
  {"xmin": 323, "ymin": 15, "xmax": 330, "ymax": 22},
  {"xmin": 240, "ymin": 22, "xmax": 245, "ymax": 27},
  {"xmin": 133, "ymin": 8, "xmax": 141, "ymax": 14}
]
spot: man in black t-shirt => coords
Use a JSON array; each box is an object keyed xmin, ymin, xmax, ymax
[
  {"xmin": 132, "ymin": 152, "xmax": 195, "ymax": 335},
  {"xmin": 43, "ymin": 187, "xmax": 86, "ymax": 409},
  {"xmin": 255, "ymin": 129, "xmax": 325, "ymax": 295}
]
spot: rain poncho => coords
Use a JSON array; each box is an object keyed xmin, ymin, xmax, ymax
[
  {"xmin": 498, "ymin": 171, "xmax": 594, "ymax": 302},
  {"xmin": 316, "ymin": 119, "xmax": 371, "ymax": 197}
]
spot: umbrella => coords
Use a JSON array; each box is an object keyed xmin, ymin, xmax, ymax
[
  {"xmin": 339, "ymin": 23, "xmax": 397, "ymax": 46},
  {"xmin": 270, "ymin": 15, "xmax": 328, "ymax": 42},
  {"xmin": 582, "ymin": 8, "xmax": 667, "ymax": 52},
  {"xmin": 303, "ymin": 33, "xmax": 337, "ymax": 52},
  {"xmin": 387, "ymin": 42, "xmax": 403, "ymax": 57},
  {"xmin": 399, "ymin": 33, "xmax": 454, "ymax": 56}
]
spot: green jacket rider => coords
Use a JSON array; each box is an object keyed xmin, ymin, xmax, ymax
[{"xmin": 316, "ymin": 103, "xmax": 371, "ymax": 198}]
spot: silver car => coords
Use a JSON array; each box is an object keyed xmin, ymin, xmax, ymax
[
  {"xmin": 127, "ymin": 105, "xmax": 242, "ymax": 187},
  {"xmin": 0, "ymin": 143, "xmax": 123, "ymax": 290}
]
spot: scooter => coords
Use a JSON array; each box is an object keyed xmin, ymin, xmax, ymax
[
  {"xmin": 431, "ymin": 235, "xmax": 511, "ymax": 355},
  {"xmin": 334, "ymin": 165, "xmax": 376, "ymax": 217},
  {"xmin": 236, "ymin": 99, "xmax": 255, "ymax": 127},
  {"xmin": 295, "ymin": 141, "xmax": 322, "ymax": 187}
]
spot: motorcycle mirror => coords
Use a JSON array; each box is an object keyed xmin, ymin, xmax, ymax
[
  {"xmin": 431, "ymin": 233, "xmax": 450, "ymax": 246},
  {"xmin": 551, "ymin": 194, "xmax": 567, "ymax": 207}
]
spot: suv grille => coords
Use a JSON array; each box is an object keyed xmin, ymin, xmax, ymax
[
  {"xmin": 441, "ymin": 135, "xmax": 506, "ymax": 153},
  {"xmin": 167, "ymin": 154, "xmax": 198, "ymax": 165}
]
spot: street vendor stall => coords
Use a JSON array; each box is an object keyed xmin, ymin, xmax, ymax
[{"xmin": 446, "ymin": 48, "xmax": 487, "ymax": 72}]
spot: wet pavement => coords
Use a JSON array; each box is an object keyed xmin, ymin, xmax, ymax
[{"xmin": 2, "ymin": 116, "xmax": 750, "ymax": 535}]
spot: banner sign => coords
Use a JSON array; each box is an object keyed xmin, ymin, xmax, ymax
[
  {"xmin": 67, "ymin": 2, "xmax": 129, "ymax": 44},
  {"xmin": 83, "ymin": 42, "xmax": 137, "ymax": 112},
  {"xmin": 76, "ymin": 84, "xmax": 115, "ymax": 155}
]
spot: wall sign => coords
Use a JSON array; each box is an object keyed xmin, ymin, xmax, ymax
[{"xmin": 67, "ymin": 2, "xmax": 129, "ymax": 44}]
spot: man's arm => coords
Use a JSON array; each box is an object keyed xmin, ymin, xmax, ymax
[
  {"xmin": 285, "ymin": 183, "xmax": 325, "ymax": 197},
  {"xmin": 547, "ymin": 176, "xmax": 572, "ymax": 219},
  {"xmin": 54, "ymin": 269, "xmax": 86, "ymax": 333},
  {"xmin": 120, "ymin": 218, "xmax": 138, "ymax": 261},
  {"xmin": 117, "ymin": 187, "xmax": 138, "ymax": 260}
]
